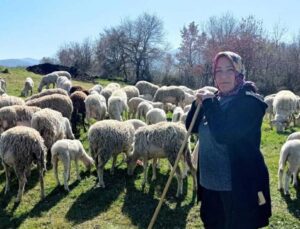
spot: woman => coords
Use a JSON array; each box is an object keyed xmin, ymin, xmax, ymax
[{"xmin": 186, "ymin": 51, "xmax": 271, "ymax": 229}]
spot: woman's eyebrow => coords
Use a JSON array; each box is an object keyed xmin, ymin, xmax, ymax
[{"xmin": 215, "ymin": 65, "xmax": 234, "ymax": 70}]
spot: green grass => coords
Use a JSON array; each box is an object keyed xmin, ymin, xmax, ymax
[{"xmin": 0, "ymin": 68, "xmax": 299, "ymax": 228}]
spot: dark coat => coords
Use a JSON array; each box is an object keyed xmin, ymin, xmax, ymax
[{"xmin": 185, "ymin": 87, "xmax": 271, "ymax": 228}]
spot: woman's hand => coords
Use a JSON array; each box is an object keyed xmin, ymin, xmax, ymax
[{"xmin": 195, "ymin": 89, "xmax": 215, "ymax": 105}]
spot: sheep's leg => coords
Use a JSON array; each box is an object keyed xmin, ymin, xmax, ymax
[
  {"xmin": 52, "ymin": 156, "xmax": 60, "ymax": 186},
  {"xmin": 151, "ymin": 158, "xmax": 157, "ymax": 181},
  {"xmin": 185, "ymin": 147, "xmax": 197, "ymax": 191},
  {"xmin": 278, "ymin": 167, "xmax": 284, "ymax": 191},
  {"xmin": 96, "ymin": 156, "xmax": 106, "ymax": 188},
  {"xmin": 62, "ymin": 154, "xmax": 71, "ymax": 192},
  {"xmin": 38, "ymin": 163, "xmax": 45, "ymax": 199},
  {"xmin": 174, "ymin": 165, "xmax": 183, "ymax": 197},
  {"xmin": 82, "ymin": 113, "xmax": 86, "ymax": 132},
  {"xmin": 284, "ymin": 169, "xmax": 292, "ymax": 195},
  {"xmin": 75, "ymin": 159, "xmax": 81, "ymax": 181},
  {"xmin": 16, "ymin": 173, "xmax": 26, "ymax": 203},
  {"xmin": 142, "ymin": 158, "xmax": 149, "ymax": 186},
  {"xmin": 110, "ymin": 155, "xmax": 117, "ymax": 175},
  {"xmin": 3, "ymin": 163, "xmax": 11, "ymax": 194}
]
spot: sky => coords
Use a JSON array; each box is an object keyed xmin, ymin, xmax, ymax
[{"xmin": 0, "ymin": 0, "xmax": 299, "ymax": 59}]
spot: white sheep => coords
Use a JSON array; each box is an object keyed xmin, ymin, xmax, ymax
[
  {"xmin": 123, "ymin": 85, "xmax": 140, "ymax": 101},
  {"xmin": 52, "ymin": 71, "xmax": 72, "ymax": 79},
  {"xmin": 183, "ymin": 104, "xmax": 191, "ymax": 113},
  {"xmin": 51, "ymin": 139, "xmax": 94, "ymax": 191},
  {"xmin": 0, "ymin": 126, "xmax": 46, "ymax": 202},
  {"xmin": 139, "ymin": 94, "xmax": 153, "ymax": 101},
  {"xmin": 38, "ymin": 73, "xmax": 59, "ymax": 92},
  {"xmin": 124, "ymin": 119, "xmax": 147, "ymax": 131},
  {"xmin": 89, "ymin": 84, "xmax": 103, "ymax": 94},
  {"xmin": 146, "ymin": 108, "xmax": 167, "ymax": 125},
  {"xmin": 128, "ymin": 97, "xmax": 146, "ymax": 119},
  {"xmin": 0, "ymin": 95, "xmax": 25, "ymax": 108},
  {"xmin": 153, "ymin": 86, "xmax": 185, "ymax": 107},
  {"xmin": 287, "ymin": 132, "xmax": 300, "ymax": 141},
  {"xmin": 88, "ymin": 120, "xmax": 135, "ymax": 188},
  {"xmin": 126, "ymin": 122, "xmax": 197, "ymax": 197},
  {"xmin": 278, "ymin": 139, "xmax": 300, "ymax": 195},
  {"xmin": 135, "ymin": 81, "xmax": 159, "ymax": 97},
  {"xmin": 137, "ymin": 101, "xmax": 153, "ymax": 120},
  {"xmin": 172, "ymin": 106, "xmax": 184, "ymax": 122},
  {"xmin": 57, "ymin": 76, "xmax": 72, "ymax": 94},
  {"xmin": 25, "ymin": 88, "xmax": 68, "ymax": 102},
  {"xmin": 108, "ymin": 89, "xmax": 128, "ymax": 121},
  {"xmin": 272, "ymin": 90, "xmax": 298, "ymax": 132},
  {"xmin": 0, "ymin": 78, "xmax": 7, "ymax": 95},
  {"xmin": 85, "ymin": 93, "xmax": 107, "ymax": 121},
  {"xmin": 21, "ymin": 77, "xmax": 34, "ymax": 97}
]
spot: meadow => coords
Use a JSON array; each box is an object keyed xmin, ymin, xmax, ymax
[{"xmin": 0, "ymin": 68, "xmax": 299, "ymax": 228}]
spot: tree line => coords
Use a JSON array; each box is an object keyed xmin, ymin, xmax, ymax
[{"xmin": 41, "ymin": 13, "xmax": 300, "ymax": 95}]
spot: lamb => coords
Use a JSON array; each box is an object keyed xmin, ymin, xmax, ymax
[
  {"xmin": 38, "ymin": 73, "xmax": 59, "ymax": 92},
  {"xmin": 108, "ymin": 89, "xmax": 128, "ymax": 121},
  {"xmin": 0, "ymin": 126, "xmax": 46, "ymax": 202},
  {"xmin": 123, "ymin": 85, "xmax": 140, "ymax": 101},
  {"xmin": 21, "ymin": 77, "xmax": 34, "ymax": 97},
  {"xmin": 85, "ymin": 93, "xmax": 107, "ymax": 121},
  {"xmin": 31, "ymin": 108, "xmax": 75, "ymax": 165},
  {"xmin": 128, "ymin": 97, "xmax": 146, "ymax": 118},
  {"xmin": 0, "ymin": 95, "xmax": 25, "ymax": 108},
  {"xmin": 89, "ymin": 84, "xmax": 103, "ymax": 94},
  {"xmin": 278, "ymin": 139, "xmax": 300, "ymax": 195},
  {"xmin": 26, "ymin": 94, "xmax": 73, "ymax": 119},
  {"xmin": 137, "ymin": 101, "xmax": 153, "ymax": 120},
  {"xmin": 0, "ymin": 105, "xmax": 41, "ymax": 134},
  {"xmin": 88, "ymin": 120, "xmax": 135, "ymax": 188},
  {"xmin": 52, "ymin": 71, "xmax": 72, "ymax": 79},
  {"xmin": 135, "ymin": 81, "xmax": 159, "ymax": 97},
  {"xmin": 70, "ymin": 91, "xmax": 87, "ymax": 132},
  {"xmin": 25, "ymin": 88, "xmax": 68, "ymax": 102},
  {"xmin": 124, "ymin": 119, "xmax": 147, "ymax": 131},
  {"xmin": 126, "ymin": 122, "xmax": 197, "ymax": 197},
  {"xmin": 153, "ymin": 86, "xmax": 185, "ymax": 107},
  {"xmin": 272, "ymin": 90, "xmax": 298, "ymax": 132},
  {"xmin": 57, "ymin": 76, "xmax": 72, "ymax": 94},
  {"xmin": 51, "ymin": 139, "xmax": 94, "ymax": 191},
  {"xmin": 146, "ymin": 108, "xmax": 167, "ymax": 125},
  {"xmin": 172, "ymin": 106, "xmax": 184, "ymax": 122}
]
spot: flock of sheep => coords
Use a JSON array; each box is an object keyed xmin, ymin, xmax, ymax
[{"xmin": 0, "ymin": 70, "xmax": 299, "ymax": 204}]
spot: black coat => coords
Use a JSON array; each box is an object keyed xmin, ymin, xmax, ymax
[{"xmin": 185, "ymin": 87, "xmax": 271, "ymax": 228}]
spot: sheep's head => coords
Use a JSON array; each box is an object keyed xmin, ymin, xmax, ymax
[
  {"xmin": 126, "ymin": 154, "xmax": 137, "ymax": 175},
  {"xmin": 84, "ymin": 156, "xmax": 94, "ymax": 171},
  {"xmin": 271, "ymin": 119, "xmax": 288, "ymax": 133}
]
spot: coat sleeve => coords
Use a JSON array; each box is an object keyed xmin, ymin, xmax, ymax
[
  {"xmin": 185, "ymin": 100, "xmax": 204, "ymax": 134},
  {"xmin": 202, "ymin": 96, "xmax": 266, "ymax": 144}
]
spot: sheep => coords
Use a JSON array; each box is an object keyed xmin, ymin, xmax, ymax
[
  {"xmin": 51, "ymin": 139, "xmax": 94, "ymax": 191},
  {"xmin": 126, "ymin": 122, "xmax": 197, "ymax": 197},
  {"xmin": 0, "ymin": 105, "xmax": 41, "ymax": 134},
  {"xmin": 108, "ymin": 89, "xmax": 128, "ymax": 121},
  {"xmin": 25, "ymin": 88, "xmax": 68, "ymax": 102},
  {"xmin": 153, "ymin": 86, "xmax": 185, "ymax": 107},
  {"xmin": 180, "ymin": 112, "xmax": 188, "ymax": 124},
  {"xmin": 85, "ymin": 93, "xmax": 107, "ymax": 121},
  {"xmin": 128, "ymin": 97, "xmax": 146, "ymax": 119},
  {"xmin": 0, "ymin": 78, "xmax": 7, "ymax": 94},
  {"xmin": 146, "ymin": 108, "xmax": 167, "ymax": 125},
  {"xmin": 89, "ymin": 84, "xmax": 103, "ymax": 94},
  {"xmin": 38, "ymin": 73, "xmax": 59, "ymax": 92},
  {"xmin": 287, "ymin": 132, "xmax": 300, "ymax": 141},
  {"xmin": 178, "ymin": 85, "xmax": 194, "ymax": 95},
  {"xmin": 100, "ymin": 88, "xmax": 113, "ymax": 105},
  {"xmin": 70, "ymin": 91, "xmax": 88, "ymax": 132},
  {"xmin": 31, "ymin": 108, "xmax": 75, "ymax": 165},
  {"xmin": 172, "ymin": 106, "xmax": 184, "ymax": 122},
  {"xmin": 123, "ymin": 85, "xmax": 140, "ymax": 101},
  {"xmin": 26, "ymin": 94, "xmax": 73, "ymax": 119},
  {"xmin": 139, "ymin": 94, "xmax": 153, "ymax": 101},
  {"xmin": 105, "ymin": 82, "xmax": 121, "ymax": 91},
  {"xmin": 163, "ymin": 102, "xmax": 176, "ymax": 113},
  {"xmin": 183, "ymin": 104, "xmax": 191, "ymax": 113},
  {"xmin": 52, "ymin": 71, "xmax": 72, "ymax": 79},
  {"xmin": 151, "ymin": 102, "xmax": 164, "ymax": 109},
  {"xmin": 21, "ymin": 77, "xmax": 34, "ymax": 97},
  {"xmin": 272, "ymin": 90, "xmax": 298, "ymax": 132},
  {"xmin": 57, "ymin": 76, "xmax": 72, "ymax": 94},
  {"xmin": 88, "ymin": 120, "xmax": 135, "ymax": 188},
  {"xmin": 137, "ymin": 101, "xmax": 153, "ymax": 120},
  {"xmin": 0, "ymin": 126, "xmax": 46, "ymax": 202},
  {"xmin": 0, "ymin": 95, "xmax": 25, "ymax": 108},
  {"xmin": 278, "ymin": 139, "xmax": 300, "ymax": 195},
  {"xmin": 135, "ymin": 81, "xmax": 159, "ymax": 97},
  {"xmin": 69, "ymin": 85, "xmax": 84, "ymax": 95},
  {"xmin": 124, "ymin": 119, "xmax": 147, "ymax": 131}
]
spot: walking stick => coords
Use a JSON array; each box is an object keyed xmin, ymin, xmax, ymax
[{"xmin": 148, "ymin": 102, "xmax": 201, "ymax": 229}]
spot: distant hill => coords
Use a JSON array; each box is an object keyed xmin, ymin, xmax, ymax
[{"xmin": 0, "ymin": 58, "xmax": 40, "ymax": 67}]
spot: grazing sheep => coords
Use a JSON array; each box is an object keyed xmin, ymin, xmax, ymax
[
  {"xmin": 128, "ymin": 97, "xmax": 146, "ymax": 119},
  {"xmin": 69, "ymin": 85, "xmax": 84, "ymax": 95},
  {"xmin": 135, "ymin": 81, "xmax": 159, "ymax": 97},
  {"xmin": 0, "ymin": 105, "xmax": 41, "ymax": 134},
  {"xmin": 0, "ymin": 78, "xmax": 7, "ymax": 94},
  {"xmin": 100, "ymin": 88, "xmax": 113, "ymax": 105},
  {"xmin": 139, "ymin": 94, "xmax": 153, "ymax": 101},
  {"xmin": 70, "ymin": 91, "xmax": 88, "ymax": 132},
  {"xmin": 51, "ymin": 139, "xmax": 94, "ymax": 191},
  {"xmin": 88, "ymin": 120, "xmax": 135, "ymax": 188},
  {"xmin": 178, "ymin": 85, "xmax": 194, "ymax": 95},
  {"xmin": 89, "ymin": 84, "xmax": 103, "ymax": 94},
  {"xmin": 172, "ymin": 106, "xmax": 184, "ymax": 122},
  {"xmin": 21, "ymin": 77, "xmax": 34, "ymax": 97},
  {"xmin": 146, "ymin": 108, "xmax": 167, "ymax": 125},
  {"xmin": 25, "ymin": 88, "xmax": 68, "ymax": 102},
  {"xmin": 287, "ymin": 132, "xmax": 300, "ymax": 141},
  {"xmin": 0, "ymin": 126, "xmax": 46, "ymax": 202},
  {"xmin": 137, "ymin": 101, "xmax": 153, "ymax": 120},
  {"xmin": 85, "ymin": 93, "xmax": 107, "ymax": 121},
  {"xmin": 278, "ymin": 139, "xmax": 300, "ymax": 195},
  {"xmin": 123, "ymin": 85, "xmax": 140, "ymax": 101},
  {"xmin": 105, "ymin": 82, "xmax": 121, "ymax": 91},
  {"xmin": 57, "ymin": 76, "xmax": 72, "ymax": 94},
  {"xmin": 124, "ymin": 119, "xmax": 147, "ymax": 131},
  {"xmin": 31, "ymin": 108, "xmax": 75, "ymax": 165},
  {"xmin": 163, "ymin": 102, "xmax": 176, "ymax": 113},
  {"xmin": 52, "ymin": 71, "xmax": 72, "ymax": 79},
  {"xmin": 126, "ymin": 122, "xmax": 197, "ymax": 197},
  {"xmin": 108, "ymin": 89, "xmax": 128, "ymax": 121},
  {"xmin": 38, "ymin": 73, "xmax": 59, "ymax": 92},
  {"xmin": 0, "ymin": 95, "xmax": 25, "ymax": 108},
  {"xmin": 272, "ymin": 90, "xmax": 298, "ymax": 132},
  {"xmin": 26, "ymin": 94, "xmax": 73, "ymax": 119},
  {"xmin": 153, "ymin": 86, "xmax": 185, "ymax": 107}
]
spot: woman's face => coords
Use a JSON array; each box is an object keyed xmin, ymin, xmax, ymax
[{"xmin": 214, "ymin": 56, "xmax": 236, "ymax": 93}]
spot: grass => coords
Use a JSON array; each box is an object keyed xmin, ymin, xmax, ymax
[{"xmin": 0, "ymin": 68, "xmax": 299, "ymax": 228}]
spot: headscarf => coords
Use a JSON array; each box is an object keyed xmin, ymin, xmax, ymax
[{"xmin": 213, "ymin": 51, "xmax": 257, "ymax": 97}]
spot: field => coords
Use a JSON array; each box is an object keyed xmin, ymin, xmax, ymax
[{"xmin": 0, "ymin": 68, "xmax": 299, "ymax": 228}]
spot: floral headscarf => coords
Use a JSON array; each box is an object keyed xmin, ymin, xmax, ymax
[{"xmin": 213, "ymin": 51, "xmax": 257, "ymax": 97}]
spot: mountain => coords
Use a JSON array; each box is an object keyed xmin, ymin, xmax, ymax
[{"xmin": 0, "ymin": 58, "xmax": 40, "ymax": 67}]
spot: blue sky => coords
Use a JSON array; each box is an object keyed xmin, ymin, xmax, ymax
[{"xmin": 0, "ymin": 0, "xmax": 299, "ymax": 59}]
